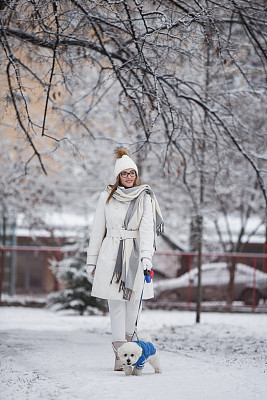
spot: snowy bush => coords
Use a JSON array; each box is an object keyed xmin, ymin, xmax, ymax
[{"xmin": 46, "ymin": 240, "xmax": 107, "ymax": 315}]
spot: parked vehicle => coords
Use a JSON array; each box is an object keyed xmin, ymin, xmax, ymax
[{"xmin": 153, "ymin": 262, "xmax": 267, "ymax": 306}]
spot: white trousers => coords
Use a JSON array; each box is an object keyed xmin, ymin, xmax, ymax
[{"xmin": 108, "ymin": 299, "xmax": 142, "ymax": 342}]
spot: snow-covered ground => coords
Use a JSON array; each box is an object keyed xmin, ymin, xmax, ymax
[{"xmin": 0, "ymin": 306, "xmax": 266, "ymax": 400}]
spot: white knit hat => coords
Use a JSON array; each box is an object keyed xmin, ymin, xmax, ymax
[{"xmin": 114, "ymin": 148, "xmax": 138, "ymax": 179}]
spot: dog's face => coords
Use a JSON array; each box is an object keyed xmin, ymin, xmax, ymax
[{"xmin": 118, "ymin": 342, "xmax": 142, "ymax": 366}]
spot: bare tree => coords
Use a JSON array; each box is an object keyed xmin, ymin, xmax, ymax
[
  {"xmin": 1, "ymin": 0, "xmax": 266, "ymax": 320},
  {"xmin": 0, "ymin": 1, "xmax": 266, "ymax": 191}
]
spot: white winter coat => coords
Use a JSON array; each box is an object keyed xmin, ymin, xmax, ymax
[{"xmin": 87, "ymin": 189, "xmax": 154, "ymax": 301}]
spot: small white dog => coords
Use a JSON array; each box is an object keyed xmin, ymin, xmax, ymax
[{"xmin": 118, "ymin": 340, "xmax": 162, "ymax": 376}]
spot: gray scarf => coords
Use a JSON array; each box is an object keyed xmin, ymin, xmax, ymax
[{"xmin": 109, "ymin": 185, "xmax": 164, "ymax": 301}]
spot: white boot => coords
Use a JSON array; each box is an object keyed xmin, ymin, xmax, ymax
[
  {"xmin": 126, "ymin": 331, "xmax": 137, "ymax": 342},
  {"xmin": 112, "ymin": 341, "xmax": 126, "ymax": 371},
  {"xmin": 125, "ymin": 333, "xmax": 132, "ymax": 342}
]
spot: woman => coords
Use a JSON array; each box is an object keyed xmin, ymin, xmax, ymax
[{"xmin": 86, "ymin": 148, "xmax": 163, "ymax": 371}]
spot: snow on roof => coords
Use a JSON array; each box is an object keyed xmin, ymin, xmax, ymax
[
  {"xmin": 16, "ymin": 212, "xmax": 91, "ymax": 238},
  {"xmin": 204, "ymin": 215, "xmax": 265, "ymax": 244}
]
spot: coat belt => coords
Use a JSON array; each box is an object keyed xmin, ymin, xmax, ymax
[{"xmin": 106, "ymin": 228, "xmax": 138, "ymax": 240}]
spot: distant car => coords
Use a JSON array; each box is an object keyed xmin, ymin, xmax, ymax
[{"xmin": 153, "ymin": 262, "xmax": 267, "ymax": 306}]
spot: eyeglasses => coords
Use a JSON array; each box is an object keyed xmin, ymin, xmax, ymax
[{"xmin": 120, "ymin": 170, "xmax": 136, "ymax": 178}]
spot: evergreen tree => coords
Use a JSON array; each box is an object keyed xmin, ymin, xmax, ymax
[{"xmin": 47, "ymin": 234, "xmax": 107, "ymax": 315}]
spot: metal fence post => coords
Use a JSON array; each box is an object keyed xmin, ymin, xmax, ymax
[
  {"xmin": 10, "ymin": 232, "xmax": 17, "ymax": 296},
  {"xmin": 252, "ymin": 257, "xmax": 257, "ymax": 311},
  {"xmin": 0, "ymin": 248, "xmax": 4, "ymax": 301},
  {"xmin": 187, "ymin": 254, "xmax": 192, "ymax": 308},
  {"xmin": 56, "ymin": 250, "xmax": 62, "ymax": 291}
]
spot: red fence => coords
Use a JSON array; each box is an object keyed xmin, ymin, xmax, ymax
[
  {"xmin": 1, "ymin": 246, "xmax": 267, "ymax": 312},
  {"xmin": 0, "ymin": 245, "xmax": 63, "ymax": 299},
  {"xmin": 151, "ymin": 251, "xmax": 267, "ymax": 312}
]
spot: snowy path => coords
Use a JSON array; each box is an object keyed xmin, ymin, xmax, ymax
[{"xmin": 0, "ymin": 307, "xmax": 267, "ymax": 400}]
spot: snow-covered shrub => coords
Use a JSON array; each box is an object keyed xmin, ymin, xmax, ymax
[{"xmin": 46, "ymin": 240, "xmax": 107, "ymax": 315}]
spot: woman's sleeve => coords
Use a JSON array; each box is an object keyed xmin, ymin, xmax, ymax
[
  {"xmin": 86, "ymin": 192, "xmax": 107, "ymax": 265},
  {"xmin": 139, "ymin": 194, "xmax": 154, "ymax": 261}
]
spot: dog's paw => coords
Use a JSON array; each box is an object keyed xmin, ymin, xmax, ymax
[
  {"xmin": 154, "ymin": 367, "xmax": 162, "ymax": 374},
  {"xmin": 132, "ymin": 367, "xmax": 142, "ymax": 376},
  {"xmin": 123, "ymin": 366, "xmax": 132, "ymax": 376}
]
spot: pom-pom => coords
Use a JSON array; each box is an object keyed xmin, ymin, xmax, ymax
[{"xmin": 114, "ymin": 147, "xmax": 129, "ymax": 159}]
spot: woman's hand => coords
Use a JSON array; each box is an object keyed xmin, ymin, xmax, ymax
[
  {"xmin": 86, "ymin": 264, "xmax": 96, "ymax": 278},
  {"xmin": 141, "ymin": 257, "xmax": 152, "ymax": 271}
]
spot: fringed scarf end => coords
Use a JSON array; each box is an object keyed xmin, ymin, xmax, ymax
[
  {"xmin": 118, "ymin": 281, "xmax": 133, "ymax": 301},
  {"xmin": 110, "ymin": 272, "xmax": 121, "ymax": 285},
  {"xmin": 122, "ymin": 287, "xmax": 133, "ymax": 301},
  {"xmin": 119, "ymin": 280, "xmax": 124, "ymax": 293},
  {"xmin": 156, "ymin": 222, "xmax": 164, "ymax": 236}
]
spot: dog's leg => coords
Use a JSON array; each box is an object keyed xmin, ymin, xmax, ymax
[
  {"xmin": 148, "ymin": 354, "xmax": 162, "ymax": 374},
  {"xmin": 123, "ymin": 365, "xmax": 132, "ymax": 376},
  {"xmin": 132, "ymin": 367, "xmax": 142, "ymax": 376}
]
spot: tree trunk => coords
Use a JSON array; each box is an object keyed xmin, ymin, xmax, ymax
[
  {"xmin": 196, "ymin": 215, "xmax": 203, "ymax": 323},
  {"xmin": 0, "ymin": 216, "xmax": 7, "ymax": 300},
  {"xmin": 227, "ymin": 257, "xmax": 236, "ymax": 306}
]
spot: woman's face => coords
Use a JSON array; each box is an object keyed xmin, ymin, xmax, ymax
[{"xmin": 119, "ymin": 168, "xmax": 136, "ymax": 188}]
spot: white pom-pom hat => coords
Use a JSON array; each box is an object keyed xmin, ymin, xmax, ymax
[{"xmin": 114, "ymin": 148, "xmax": 138, "ymax": 179}]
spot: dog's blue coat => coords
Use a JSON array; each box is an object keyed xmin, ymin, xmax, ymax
[{"xmin": 132, "ymin": 341, "xmax": 156, "ymax": 370}]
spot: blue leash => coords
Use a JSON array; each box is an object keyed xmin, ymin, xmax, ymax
[{"xmin": 130, "ymin": 275, "xmax": 146, "ymax": 344}]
